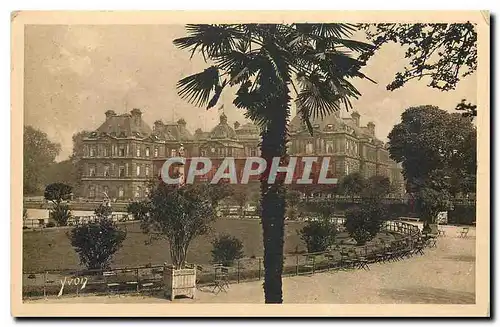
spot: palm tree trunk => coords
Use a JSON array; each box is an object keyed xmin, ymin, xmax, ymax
[{"xmin": 260, "ymin": 86, "xmax": 290, "ymax": 304}]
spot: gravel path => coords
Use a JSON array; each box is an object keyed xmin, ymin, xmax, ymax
[{"xmin": 26, "ymin": 225, "xmax": 475, "ymax": 304}]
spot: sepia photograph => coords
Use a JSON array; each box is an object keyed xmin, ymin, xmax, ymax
[{"xmin": 11, "ymin": 10, "xmax": 490, "ymax": 317}]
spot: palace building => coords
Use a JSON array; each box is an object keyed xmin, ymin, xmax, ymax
[{"xmin": 79, "ymin": 108, "xmax": 404, "ymax": 200}]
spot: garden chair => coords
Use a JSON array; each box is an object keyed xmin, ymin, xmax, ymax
[
  {"xmin": 339, "ymin": 249, "xmax": 353, "ymax": 270},
  {"xmin": 212, "ymin": 266, "xmax": 230, "ymax": 294},
  {"xmin": 103, "ymin": 271, "xmax": 121, "ymax": 294},
  {"xmin": 457, "ymin": 227, "xmax": 470, "ymax": 238},
  {"xmin": 303, "ymin": 255, "xmax": 316, "ymax": 275},
  {"xmin": 426, "ymin": 236, "xmax": 437, "ymax": 248},
  {"xmin": 437, "ymin": 227, "xmax": 446, "ymax": 237}
]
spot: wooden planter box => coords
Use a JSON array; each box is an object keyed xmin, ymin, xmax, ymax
[{"xmin": 163, "ymin": 264, "xmax": 196, "ymax": 301}]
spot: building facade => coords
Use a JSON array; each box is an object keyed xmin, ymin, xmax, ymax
[{"xmin": 79, "ymin": 109, "xmax": 404, "ymax": 200}]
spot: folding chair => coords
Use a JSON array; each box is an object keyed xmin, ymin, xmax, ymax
[
  {"xmin": 212, "ymin": 266, "xmax": 229, "ymax": 294},
  {"xmin": 427, "ymin": 236, "xmax": 437, "ymax": 248},
  {"xmin": 457, "ymin": 227, "xmax": 470, "ymax": 238}
]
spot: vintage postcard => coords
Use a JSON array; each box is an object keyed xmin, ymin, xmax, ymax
[{"xmin": 11, "ymin": 11, "xmax": 490, "ymax": 317}]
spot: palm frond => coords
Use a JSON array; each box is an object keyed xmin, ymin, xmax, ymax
[
  {"xmin": 295, "ymin": 71, "xmax": 343, "ymax": 122},
  {"xmin": 173, "ymin": 24, "xmax": 244, "ymax": 59},
  {"xmin": 177, "ymin": 66, "xmax": 220, "ymax": 107},
  {"xmin": 327, "ymin": 37, "xmax": 375, "ymax": 53}
]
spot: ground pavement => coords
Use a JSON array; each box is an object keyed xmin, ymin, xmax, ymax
[{"xmin": 26, "ymin": 225, "xmax": 475, "ymax": 304}]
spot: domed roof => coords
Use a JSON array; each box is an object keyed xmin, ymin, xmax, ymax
[
  {"xmin": 209, "ymin": 113, "xmax": 238, "ymax": 140},
  {"xmin": 235, "ymin": 122, "xmax": 260, "ymax": 140}
]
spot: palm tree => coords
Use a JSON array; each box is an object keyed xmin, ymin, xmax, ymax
[{"xmin": 174, "ymin": 24, "xmax": 374, "ymax": 303}]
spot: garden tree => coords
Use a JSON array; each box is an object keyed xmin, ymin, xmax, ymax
[
  {"xmin": 388, "ymin": 105, "xmax": 476, "ymax": 196},
  {"xmin": 70, "ymin": 130, "xmax": 90, "ymax": 195},
  {"xmin": 211, "ymin": 234, "xmax": 245, "ymax": 266},
  {"xmin": 230, "ymin": 185, "xmax": 249, "ymax": 218},
  {"xmin": 345, "ymin": 200, "xmax": 387, "ymax": 245},
  {"xmin": 362, "ymin": 175, "xmax": 391, "ymax": 199},
  {"xmin": 23, "ymin": 125, "xmax": 61, "ymax": 195},
  {"xmin": 339, "ymin": 172, "xmax": 366, "ymax": 200},
  {"xmin": 359, "ymin": 23, "xmax": 477, "ymax": 92},
  {"xmin": 140, "ymin": 182, "xmax": 218, "ymax": 269},
  {"xmin": 174, "ymin": 24, "xmax": 373, "ymax": 303},
  {"xmin": 126, "ymin": 201, "xmax": 151, "ymax": 221},
  {"xmin": 68, "ymin": 204, "xmax": 127, "ymax": 271},
  {"xmin": 455, "ymin": 99, "xmax": 477, "ymax": 119},
  {"xmin": 417, "ymin": 186, "xmax": 452, "ymax": 227},
  {"xmin": 44, "ymin": 160, "xmax": 79, "ymax": 189},
  {"xmin": 94, "ymin": 202, "xmax": 113, "ymax": 219},
  {"xmin": 44, "ymin": 183, "xmax": 73, "ymax": 226},
  {"xmin": 285, "ymin": 189, "xmax": 302, "ymax": 220},
  {"xmin": 298, "ymin": 218, "xmax": 337, "ymax": 253}
]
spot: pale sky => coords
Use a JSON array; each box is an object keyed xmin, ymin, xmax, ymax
[{"xmin": 24, "ymin": 25, "xmax": 477, "ymax": 161}]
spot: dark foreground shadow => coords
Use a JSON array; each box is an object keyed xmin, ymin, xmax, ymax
[{"xmin": 379, "ymin": 287, "xmax": 475, "ymax": 304}]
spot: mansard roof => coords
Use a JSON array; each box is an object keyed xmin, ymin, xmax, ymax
[
  {"xmin": 93, "ymin": 110, "xmax": 152, "ymax": 138},
  {"xmin": 289, "ymin": 111, "xmax": 384, "ymax": 144}
]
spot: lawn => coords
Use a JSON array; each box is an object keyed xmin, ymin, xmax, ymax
[{"xmin": 23, "ymin": 218, "xmax": 307, "ymax": 272}]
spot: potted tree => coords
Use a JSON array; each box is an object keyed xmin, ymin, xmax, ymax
[{"xmin": 140, "ymin": 182, "xmax": 220, "ymax": 300}]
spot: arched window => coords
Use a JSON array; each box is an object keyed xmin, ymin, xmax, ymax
[{"xmin": 135, "ymin": 186, "xmax": 141, "ymax": 198}]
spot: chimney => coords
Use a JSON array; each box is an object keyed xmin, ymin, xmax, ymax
[
  {"xmin": 105, "ymin": 110, "xmax": 116, "ymax": 120},
  {"xmin": 154, "ymin": 120, "xmax": 164, "ymax": 131},
  {"xmin": 351, "ymin": 111, "xmax": 360, "ymax": 127},
  {"xmin": 234, "ymin": 121, "xmax": 240, "ymax": 130},
  {"xmin": 177, "ymin": 118, "xmax": 187, "ymax": 128},
  {"xmin": 367, "ymin": 121, "xmax": 375, "ymax": 135},
  {"xmin": 130, "ymin": 108, "xmax": 142, "ymax": 125}
]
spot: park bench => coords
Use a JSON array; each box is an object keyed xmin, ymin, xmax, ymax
[{"xmin": 457, "ymin": 227, "xmax": 470, "ymax": 238}]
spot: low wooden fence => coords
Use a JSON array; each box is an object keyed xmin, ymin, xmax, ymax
[{"xmin": 22, "ymin": 220, "xmax": 421, "ymax": 299}]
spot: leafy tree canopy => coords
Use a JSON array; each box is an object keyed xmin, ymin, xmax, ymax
[
  {"xmin": 359, "ymin": 23, "xmax": 477, "ymax": 91},
  {"xmin": 339, "ymin": 172, "xmax": 366, "ymax": 198},
  {"xmin": 388, "ymin": 105, "xmax": 476, "ymax": 195},
  {"xmin": 140, "ymin": 183, "xmax": 218, "ymax": 269},
  {"xmin": 44, "ymin": 183, "xmax": 73, "ymax": 205},
  {"xmin": 24, "ymin": 126, "xmax": 61, "ymax": 195}
]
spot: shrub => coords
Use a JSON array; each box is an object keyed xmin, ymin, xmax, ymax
[
  {"xmin": 298, "ymin": 218, "xmax": 337, "ymax": 253},
  {"xmin": 94, "ymin": 203, "xmax": 112, "ymax": 219},
  {"xmin": 211, "ymin": 234, "xmax": 244, "ymax": 266},
  {"xmin": 345, "ymin": 201, "xmax": 387, "ymax": 245},
  {"xmin": 126, "ymin": 201, "xmax": 150, "ymax": 221},
  {"xmin": 49, "ymin": 204, "xmax": 72, "ymax": 226},
  {"xmin": 46, "ymin": 221, "xmax": 55, "ymax": 228},
  {"xmin": 68, "ymin": 215, "xmax": 126, "ymax": 271}
]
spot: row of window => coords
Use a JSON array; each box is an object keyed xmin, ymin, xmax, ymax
[
  {"xmin": 88, "ymin": 185, "xmax": 144, "ymax": 198},
  {"xmin": 87, "ymin": 145, "xmax": 161, "ymax": 158},
  {"xmin": 88, "ymin": 164, "xmax": 151, "ymax": 178}
]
